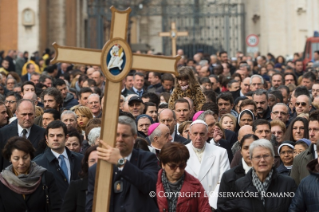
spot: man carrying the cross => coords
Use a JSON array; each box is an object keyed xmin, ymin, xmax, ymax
[{"xmin": 86, "ymin": 115, "xmax": 159, "ymax": 212}]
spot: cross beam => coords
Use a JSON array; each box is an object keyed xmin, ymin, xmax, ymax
[
  {"xmin": 51, "ymin": 6, "xmax": 180, "ymax": 212},
  {"xmin": 159, "ymin": 22, "xmax": 188, "ymax": 56}
]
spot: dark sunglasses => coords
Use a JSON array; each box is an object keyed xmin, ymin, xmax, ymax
[
  {"xmin": 295, "ymin": 102, "xmax": 307, "ymax": 107},
  {"xmin": 167, "ymin": 163, "xmax": 186, "ymax": 171}
]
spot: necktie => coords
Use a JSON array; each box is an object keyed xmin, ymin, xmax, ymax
[
  {"xmin": 22, "ymin": 129, "xmax": 27, "ymax": 138},
  {"xmin": 137, "ymin": 91, "xmax": 142, "ymax": 97},
  {"xmin": 59, "ymin": 155, "xmax": 69, "ymax": 180}
]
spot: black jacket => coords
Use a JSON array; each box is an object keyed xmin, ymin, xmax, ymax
[
  {"xmin": 61, "ymin": 177, "xmax": 88, "ymax": 212},
  {"xmin": 225, "ymin": 129, "xmax": 237, "ymax": 147},
  {"xmin": 174, "ymin": 132, "xmax": 190, "ymax": 145},
  {"xmin": 121, "ymin": 87, "xmax": 135, "ymax": 97},
  {"xmin": 219, "ymin": 139, "xmax": 234, "ymax": 163},
  {"xmin": 33, "ymin": 147, "xmax": 83, "ymax": 199},
  {"xmin": 86, "ymin": 148, "xmax": 160, "ymax": 212},
  {"xmin": 276, "ymin": 163, "xmax": 290, "ymax": 176},
  {"xmin": 218, "ymin": 163, "xmax": 246, "ymax": 212},
  {"xmin": 21, "ymin": 73, "xmax": 29, "ymax": 82},
  {"xmin": 63, "ymin": 93, "xmax": 78, "ymax": 110},
  {"xmin": 0, "ymin": 120, "xmax": 45, "ymax": 171},
  {"xmin": 257, "ymin": 107, "xmax": 271, "ymax": 121},
  {"xmin": 289, "ymin": 159, "xmax": 319, "ymax": 212},
  {"xmin": 0, "ymin": 171, "xmax": 62, "ymax": 211},
  {"xmin": 155, "ymin": 86, "xmax": 173, "ymax": 94},
  {"xmin": 230, "ymin": 168, "xmax": 297, "ymax": 212}
]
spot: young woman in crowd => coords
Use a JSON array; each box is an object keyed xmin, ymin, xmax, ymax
[
  {"xmin": 71, "ymin": 105, "xmax": 93, "ymax": 138},
  {"xmin": 220, "ymin": 113, "xmax": 237, "ymax": 131},
  {"xmin": 168, "ymin": 66, "xmax": 206, "ymax": 112},
  {"xmin": 178, "ymin": 121, "xmax": 192, "ymax": 139},
  {"xmin": 143, "ymin": 102, "xmax": 158, "ymax": 122},
  {"xmin": 282, "ymin": 117, "xmax": 309, "ymax": 142}
]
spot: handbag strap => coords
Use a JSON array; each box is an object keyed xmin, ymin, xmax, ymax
[{"xmin": 42, "ymin": 171, "xmax": 50, "ymax": 212}]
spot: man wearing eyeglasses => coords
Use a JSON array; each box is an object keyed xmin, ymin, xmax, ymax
[
  {"xmin": 86, "ymin": 116, "xmax": 159, "ymax": 212},
  {"xmin": 295, "ymin": 95, "xmax": 312, "ymax": 116},
  {"xmin": 271, "ymin": 103, "xmax": 290, "ymax": 127},
  {"xmin": 5, "ymin": 91, "xmax": 21, "ymax": 114},
  {"xmin": 185, "ymin": 120, "xmax": 230, "ymax": 210}
]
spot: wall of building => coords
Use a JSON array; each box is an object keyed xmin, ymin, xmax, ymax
[{"xmin": 0, "ymin": 0, "xmax": 18, "ymax": 54}]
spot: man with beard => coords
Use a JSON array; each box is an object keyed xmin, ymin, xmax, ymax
[
  {"xmin": 252, "ymin": 89, "xmax": 271, "ymax": 121},
  {"xmin": 35, "ymin": 87, "xmax": 63, "ymax": 127}
]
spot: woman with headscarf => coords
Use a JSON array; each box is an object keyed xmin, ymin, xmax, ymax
[
  {"xmin": 276, "ymin": 141, "xmax": 295, "ymax": 176},
  {"xmin": 236, "ymin": 109, "xmax": 255, "ymax": 131}
]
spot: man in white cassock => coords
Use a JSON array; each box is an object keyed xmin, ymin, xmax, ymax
[{"xmin": 185, "ymin": 120, "xmax": 230, "ymax": 210}]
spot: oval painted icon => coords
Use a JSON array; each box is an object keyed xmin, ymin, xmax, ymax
[{"xmin": 106, "ymin": 44, "xmax": 126, "ymax": 75}]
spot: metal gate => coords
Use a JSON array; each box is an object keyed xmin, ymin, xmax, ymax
[{"xmin": 86, "ymin": 0, "xmax": 245, "ymax": 58}]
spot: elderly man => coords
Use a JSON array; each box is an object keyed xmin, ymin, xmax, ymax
[
  {"xmin": 61, "ymin": 110, "xmax": 77, "ymax": 131},
  {"xmin": 185, "ymin": 120, "xmax": 230, "ymax": 209},
  {"xmin": 250, "ymin": 75, "xmax": 264, "ymax": 92},
  {"xmin": 86, "ymin": 116, "xmax": 159, "ymax": 212},
  {"xmin": 148, "ymin": 123, "xmax": 172, "ymax": 155},
  {"xmin": 0, "ymin": 99, "xmax": 45, "ymax": 170},
  {"xmin": 271, "ymin": 103, "xmax": 290, "ymax": 127},
  {"xmin": 158, "ymin": 108, "xmax": 188, "ymax": 144}
]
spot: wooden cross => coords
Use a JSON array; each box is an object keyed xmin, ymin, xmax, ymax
[
  {"xmin": 159, "ymin": 22, "xmax": 188, "ymax": 56},
  {"xmin": 51, "ymin": 6, "xmax": 180, "ymax": 212}
]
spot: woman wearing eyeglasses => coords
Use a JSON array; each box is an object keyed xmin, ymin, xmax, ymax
[
  {"xmin": 156, "ymin": 142, "xmax": 211, "ymax": 212},
  {"xmin": 230, "ymin": 139, "xmax": 297, "ymax": 212},
  {"xmin": 282, "ymin": 117, "xmax": 309, "ymax": 142}
]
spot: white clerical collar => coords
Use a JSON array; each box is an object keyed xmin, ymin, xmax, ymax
[{"xmin": 241, "ymin": 158, "xmax": 252, "ymax": 174}]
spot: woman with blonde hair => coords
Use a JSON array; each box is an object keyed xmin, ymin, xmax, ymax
[
  {"xmin": 219, "ymin": 113, "xmax": 236, "ymax": 131},
  {"xmin": 71, "ymin": 105, "xmax": 93, "ymax": 136}
]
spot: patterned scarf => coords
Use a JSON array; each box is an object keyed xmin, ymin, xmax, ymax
[
  {"xmin": 161, "ymin": 169, "xmax": 184, "ymax": 212},
  {"xmin": 0, "ymin": 162, "xmax": 46, "ymax": 195},
  {"xmin": 252, "ymin": 169, "xmax": 273, "ymax": 206}
]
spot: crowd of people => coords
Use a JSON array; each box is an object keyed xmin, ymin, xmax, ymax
[{"xmin": 0, "ymin": 48, "xmax": 318, "ymax": 211}]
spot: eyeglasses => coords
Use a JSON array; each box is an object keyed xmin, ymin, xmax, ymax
[
  {"xmin": 280, "ymin": 150, "xmax": 294, "ymax": 155},
  {"xmin": 167, "ymin": 163, "xmax": 186, "ymax": 171},
  {"xmin": 5, "ymin": 100, "xmax": 16, "ymax": 104},
  {"xmin": 252, "ymin": 154, "xmax": 272, "ymax": 161},
  {"xmin": 272, "ymin": 111, "xmax": 287, "ymax": 116},
  {"xmin": 295, "ymin": 102, "xmax": 307, "ymax": 107}
]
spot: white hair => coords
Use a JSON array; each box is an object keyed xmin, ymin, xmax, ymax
[
  {"xmin": 250, "ymin": 75, "xmax": 264, "ymax": 84},
  {"xmin": 249, "ymin": 139, "xmax": 275, "ymax": 159},
  {"xmin": 88, "ymin": 127, "xmax": 101, "ymax": 146}
]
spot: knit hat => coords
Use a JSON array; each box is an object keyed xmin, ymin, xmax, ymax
[
  {"xmin": 296, "ymin": 138, "xmax": 311, "ymax": 147},
  {"xmin": 278, "ymin": 141, "xmax": 295, "ymax": 155},
  {"xmin": 192, "ymin": 111, "xmax": 204, "ymax": 121},
  {"xmin": 148, "ymin": 123, "xmax": 160, "ymax": 136}
]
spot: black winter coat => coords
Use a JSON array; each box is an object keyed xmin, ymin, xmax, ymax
[
  {"xmin": 61, "ymin": 177, "xmax": 88, "ymax": 212},
  {"xmin": 230, "ymin": 168, "xmax": 297, "ymax": 212},
  {"xmin": 0, "ymin": 171, "xmax": 62, "ymax": 212},
  {"xmin": 289, "ymin": 159, "xmax": 319, "ymax": 212},
  {"xmin": 217, "ymin": 163, "xmax": 246, "ymax": 212}
]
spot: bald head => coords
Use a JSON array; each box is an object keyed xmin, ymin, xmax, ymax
[
  {"xmin": 238, "ymin": 125, "xmax": 253, "ymax": 142},
  {"xmin": 23, "ymin": 92, "xmax": 38, "ymax": 105}
]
